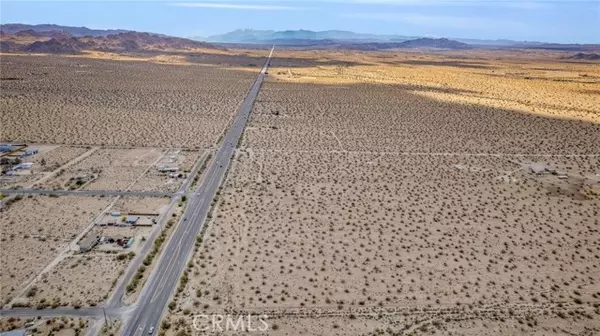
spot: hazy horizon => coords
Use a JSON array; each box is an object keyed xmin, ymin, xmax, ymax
[{"xmin": 1, "ymin": 0, "xmax": 599, "ymax": 44}]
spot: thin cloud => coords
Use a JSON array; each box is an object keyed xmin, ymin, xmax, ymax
[
  {"xmin": 171, "ymin": 2, "xmax": 310, "ymax": 10},
  {"xmin": 342, "ymin": 12, "xmax": 529, "ymax": 31},
  {"xmin": 350, "ymin": 0, "xmax": 551, "ymax": 9}
]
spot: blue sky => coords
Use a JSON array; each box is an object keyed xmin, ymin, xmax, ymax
[{"xmin": 1, "ymin": 0, "xmax": 599, "ymax": 43}]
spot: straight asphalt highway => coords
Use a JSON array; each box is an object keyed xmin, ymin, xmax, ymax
[
  {"xmin": 106, "ymin": 152, "xmax": 211, "ymax": 308},
  {"xmin": 122, "ymin": 46, "xmax": 274, "ymax": 336}
]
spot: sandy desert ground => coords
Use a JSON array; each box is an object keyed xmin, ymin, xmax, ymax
[
  {"xmin": 40, "ymin": 147, "xmax": 163, "ymax": 190},
  {"xmin": 9, "ymin": 196, "xmax": 171, "ymax": 307},
  {"xmin": 164, "ymin": 50, "xmax": 600, "ymax": 335},
  {"xmin": 1, "ymin": 145, "xmax": 91, "ymax": 189},
  {"xmin": 129, "ymin": 149, "xmax": 203, "ymax": 193},
  {"xmin": 0, "ymin": 54, "xmax": 259, "ymax": 148},
  {"xmin": 111, "ymin": 196, "xmax": 171, "ymax": 214},
  {"xmin": 269, "ymin": 49, "xmax": 600, "ymax": 124},
  {"xmin": 173, "ymin": 152, "xmax": 600, "ymax": 308},
  {"xmin": 27, "ymin": 146, "xmax": 90, "ymax": 172},
  {"xmin": 18, "ymin": 253, "xmax": 132, "ymax": 307},
  {"xmin": 245, "ymin": 55, "xmax": 600, "ymax": 153},
  {"xmin": 0, "ymin": 316, "xmax": 88, "ymax": 335},
  {"xmin": 0, "ymin": 195, "xmax": 111, "ymax": 303}
]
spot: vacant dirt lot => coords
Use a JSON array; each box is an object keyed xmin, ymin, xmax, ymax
[
  {"xmin": 129, "ymin": 149, "xmax": 203, "ymax": 193},
  {"xmin": 10, "ymin": 196, "xmax": 170, "ymax": 308},
  {"xmin": 165, "ymin": 50, "xmax": 599, "ymax": 335},
  {"xmin": 178, "ymin": 152, "xmax": 600, "ymax": 308},
  {"xmin": 0, "ymin": 54, "xmax": 259, "ymax": 148},
  {"xmin": 112, "ymin": 196, "xmax": 171, "ymax": 214},
  {"xmin": 41, "ymin": 147, "xmax": 163, "ymax": 190},
  {"xmin": 1, "ymin": 316, "xmax": 88, "ymax": 335},
  {"xmin": 0, "ymin": 195, "xmax": 110, "ymax": 303},
  {"xmin": 269, "ymin": 49, "xmax": 600, "ymax": 124},
  {"xmin": 245, "ymin": 77, "xmax": 600, "ymax": 154},
  {"xmin": 27, "ymin": 146, "xmax": 90, "ymax": 172},
  {"xmin": 17, "ymin": 253, "xmax": 132, "ymax": 307}
]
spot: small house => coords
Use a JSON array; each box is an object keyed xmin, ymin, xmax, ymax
[{"xmin": 125, "ymin": 216, "xmax": 139, "ymax": 224}]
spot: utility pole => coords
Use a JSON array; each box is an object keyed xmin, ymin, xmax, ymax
[{"xmin": 103, "ymin": 307, "xmax": 108, "ymax": 325}]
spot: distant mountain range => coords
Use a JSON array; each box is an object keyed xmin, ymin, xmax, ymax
[
  {"xmin": 317, "ymin": 38, "xmax": 472, "ymax": 51},
  {"xmin": 0, "ymin": 23, "xmax": 130, "ymax": 37},
  {"xmin": 1, "ymin": 24, "xmax": 598, "ymax": 54},
  {"xmin": 0, "ymin": 25, "xmax": 219, "ymax": 54},
  {"xmin": 198, "ymin": 29, "xmax": 544, "ymax": 47},
  {"xmin": 201, "ymin": 29, "xmax": 418, "ymax": 44}
]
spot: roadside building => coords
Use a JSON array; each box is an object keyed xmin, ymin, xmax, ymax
[
  {"xmin": 14, "ymin": 163, "xmax": 34, "ymax": 170},
  {"xmin": 78, "ymin": 235, "xmax": 99, "ymax": 252},
  {"xmin": 0, "ymin": 330, "xmax": 27, "ymax": 336},
  {"xmin": 0, "ymin": 145, "xmax": 14, "ymax": 153},
  {"xmin": 157, "ymin": 166, "xmax": 178, "ymax": 173},
  {"xmin": 529, "ymin": 163, "xmax": 547, "ymax": 175},
  {"xmin": 22, "ymin": 149, "xmax": 38, "ymax": 156}
]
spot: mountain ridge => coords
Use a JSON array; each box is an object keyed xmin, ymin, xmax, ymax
[
  {"xmin": 1, "ymin": 28, "xmax": 220, "ymax": 54},
  {"xmin": 0, "ymin": 23, "xmax": 130, "ymax": 37},
  {"xmin": 198, "ymin": 29, "xmax": 543, "ymax": 46}
]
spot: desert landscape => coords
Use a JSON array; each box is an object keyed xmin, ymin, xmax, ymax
[
  {"xmin": 0, "ymin": 53, "xmax": 259, "ymax": 148},
  {"xmin": 0, "ymin": 195, "xmax": 112, "ymax": 304},
  {"xmin": 0, "ymin": 30, "xmax": 262, "ymax": 329},
  {"xmin": 2, "ymin": 21, "xmax": 600, "ymax": 336},
  {"xmin": 163, "ymin": 49, "xmax": 600, "ymax": 335},
  {"xmin": 0, "ymin": 316, "xmax": 89, "ymax": 335}
]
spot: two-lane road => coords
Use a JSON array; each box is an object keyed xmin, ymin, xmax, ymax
[{"xmin": 123, "ymin": 46, "xmax": 274, "ymax": 336}]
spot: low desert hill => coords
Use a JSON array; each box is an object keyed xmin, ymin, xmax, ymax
[
  {"xmin": 341, "ymin": 38, "xmax": 472, "ymax": 50},
  {"xmin": 397, "ymin": 37, "xmax": 471, "ymax": 49},
  {"xmin": 23, "ymin": 37, "xmax": 92, "ymax": 54},
  {"xmin": 564, "ymin": 52, "xmax": 600, "ymax": 60},
  {"xmin": 91, "ymin": 32, "xmax": 218, "ymax": 51},
  {"xmin": 14, "ymin": 29, "xmax": 72, "ymax": 39}
]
